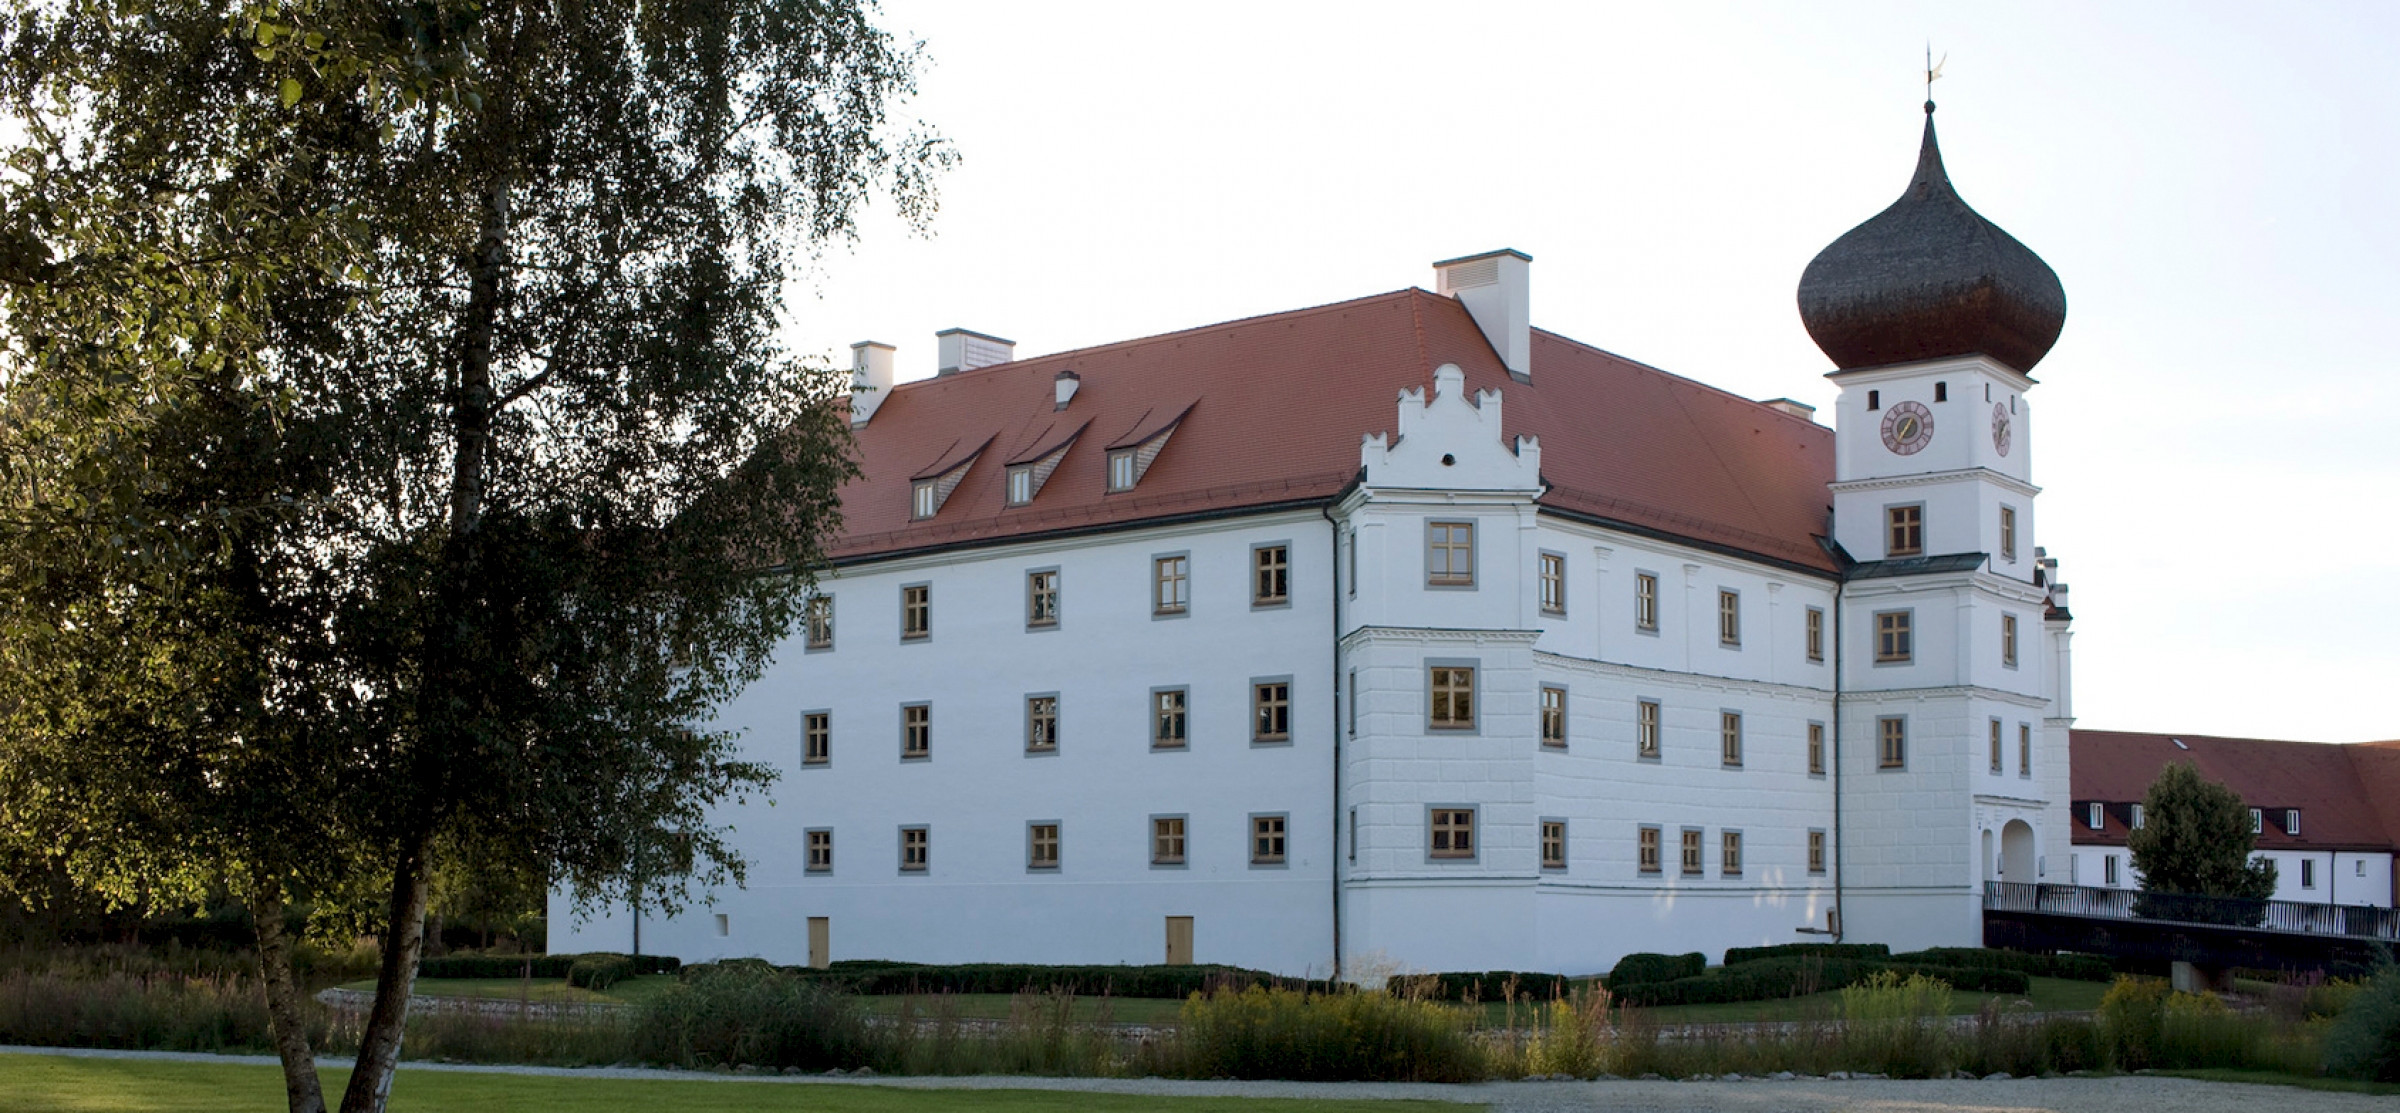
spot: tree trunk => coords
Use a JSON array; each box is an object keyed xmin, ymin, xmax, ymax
[
  {"xmin": 250, "ymin": 877, "xmax": 328, "ymax": 1113},
  {"xmin": 338, "ymin": 837, "xmax": 432, "ymax": 1113}
]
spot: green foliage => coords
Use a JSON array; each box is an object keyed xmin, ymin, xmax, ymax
[
  {"xmin": 1168, "ymin": 986, "xmax": 1485, "ymax": 1082},
  {"xmin": 1388, "ymin": 971, "xmax": 1569, "ymax": 1003},
  {"xmin": 631, "ymin": 964, "xmax": 873, "ymax": 1072},
  {"xmin": 1721, "ymin": 942, "xmax": 1890, "ymax": 966},
  {"xmin": 2324, "ymin": 967, "xmax": 2400, "ymax": 1082},
  {"xmin": 1605, "ymin": 952, "xmax": 1705, "ymax": 988},
  {"xmin": 2098, "ymin": 976, "xmax": 2170, "ymax": 1069},
  {"xmin": 2127, "ymin": 761, "xmax": 2278, "ymax": 907},
  {"xmin": 1611, "ymin": 956, "xmax": 2027, "ymax": 1008},
  {"xmin": 416, "ymin": 952, "xmax": 678, "ymax": 981},
  {"xmin": 1895, "ymin": 947, "xmax": 2114, "ymax": 982},
  {"xmin": 567, "ymin": 954, "xmax": 638, "ymax": 993},
  {"xmin": 1839, "ymin": 972, "xmax": 1955, "ymax": 1077},
  {"xmin": 757, "ymin": 961, "xmax": 1325, "ymax": 1000}
]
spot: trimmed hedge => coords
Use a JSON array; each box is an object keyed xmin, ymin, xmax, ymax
[
  {"xmin": 1607, "ymin": 952, "xmax": 1706, "ymax": 988},
  {"xmin": 1896, "ymin": 947, "xmax": 2112, "ymax": 983},
  {"xmin": 1721, "ymin": 942, "xmax": 1891, "ymax": 966},
  {"xmin": 568, "ymin": 953, "xmax": 637, "ymax": 991},
  {"xmin": 1613, "ymin": 955, "xmax": 2028, "ymax": 1008},
  {"xmin": 415, "ymin": 952, "xmax": 680, "ymax": 980},
  {"xmin": 769, "ymin": 962, "xmax": 1332, "ymax": 1000}
]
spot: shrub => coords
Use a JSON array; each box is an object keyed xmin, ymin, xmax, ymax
[
  {"xmin": 1722, "ymin": 942, "xmax": 1889, "ymax": 966},
  {"xmin": 2098, "ymin": 976, "xmax": 2168, "ymax": 1070},
  {"xmin": 1170, "ymin": 986, "xmax": 1484, "ymax": 1082},
  {"xmin": 1896, "ymin": 947, "xmax": 2112, "ymax": 982},
  {"xmin": 778, "ymin": 961, "xmax": 1321, "ymax": 1000},
  {"xmin": 631, "ymin": 963, "xmax": 874, "ymax": 1070},
  {"xmin": 1606, "ymin": 952, "xmax": 1705, "ymax": 988},
  {"xmin": 1387, "ymin": 971, "xmax": 1568, "ymax": 1003},
  {"xmin": 0, "ymin": 969, "xmax": 299, "ymax": 1053},
  {"xmin": 415, "ymin": 951, "xmax": 679, "ymax": 980},
  {"xmin": 568, "ymin": 953, "xmax": 638, "ymax": 992},
  {"xmin": 1840, "ymin": 972, "xmax": 1955, "ymax": 1077},
  {"xmin": 2323, "ymin": 967, "xmax": 2400, "ymax": 1082},
  {"xmin": 1610, "ymin": 956, "xmax": 2025, "ymax": 1008}
]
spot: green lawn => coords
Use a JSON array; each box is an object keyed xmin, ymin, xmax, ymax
[
  {"xmin": 2159, "ymin": 1069, "xmax": 2400, "ymax": 1097},
  {"xmin": 0, "ymin": 1054, "xmax": 1473, "ymax": 1113},
  {"xmin": 1616, "ymin": 975, "xmax": 2110, "ymax": 1026},
  {"xmin": 337, "ymin": 975, "xmax": 680, "ymax": 1007}
]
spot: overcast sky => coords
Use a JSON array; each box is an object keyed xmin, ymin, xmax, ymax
[{"xmin": 789, "ymin": 1, "xmax": 2400, "ymax": 744}]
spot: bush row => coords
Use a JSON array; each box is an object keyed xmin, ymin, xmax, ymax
[
  {"xmin": 1613, "ymin": 956, "xmax": 2028, "ymax": 1008},
  {"xmin": 1896, "ymin": 947, "xmax": 2113, "ymax": 983},
  {"xmin": 1389, "ymin": 971, "xmax": 1571, "ymax": 1003},
  {"xmin": 1721, "ymin": 942, "xmax": 1891, "ymax": 966},
  {"xmin": 750, "ymin": 961, "xmax": 1330, "ymax": 1000},
  {"xmin": 1606, "ymin": 952, "xmax": 1705, "ymax": 988},
  {"xmin": 415, "ymin": 952, "xmax": 679, "ymax": 980}
]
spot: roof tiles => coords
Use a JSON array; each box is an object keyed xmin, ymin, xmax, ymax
[{"xmin": 2071, "ymin": 730, "xmax": 2400, "ymax": 852}]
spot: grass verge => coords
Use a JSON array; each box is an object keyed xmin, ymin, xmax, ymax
[
  {"xmin": 2156, "ymin": 1068, "xmax": 2400, "ymax": 1097},
  {"xmin": 0, "ymin": 1053, "xmax": 1475, "ymax": 1113}
]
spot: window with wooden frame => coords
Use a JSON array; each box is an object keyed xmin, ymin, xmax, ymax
[
  {"xmin": 1107, "ymin": 450, "xmax": 1137, "ymax": 492},
  {"xmin": 1718, "ymin": 590, "xmax": 1741, "ymax": 647},
  {"xmin": 1252, "ymin": 681, "xmax": 1290, "ymax": 743},
  {"xmin": 1429, "ymin": 808, "xmax": 1475, "ymax": 859},
  {"xmin": 1878, "ymin": 716, "xmax": 1906, "ymax": 769},
  {"xmin": 901, "ymin": 584, "xmax": 930, "ymax": 640},
  {"xmin": 1679, "ymin": 828, "xmax": 1703, "ymax": 875},
  {"xmin": 803, "ymin": 712, "xmax": 830, "ymax": 766},
  {"xmin": 1253, "ymin": 545, "xmax": 1289, "ymax": 606},
  {"xmin": 902, "ymin": 704, "xmax": 930, "ymax": 759},
  {"xmin": 1635, "ymin": 572, "xmax": 1659, "ymax": 631},
  {"xmin": 1027, "ymin": 823, "xmax": 1059, "ymax": 869},
  {"xmin": 1251, "ymin": 815, "xmax": 1286, "ymax": 865},
  {"xmin": 900, "ymin": 826, "xmax": 929, "ymax": 872},
  {"xmin": 1808, "ymin": 721, "xmax": 1825, "ymax": 775},
  {"xmin": 1637, "ymin": 699, "xmax": 1661, "ymax": 759},
  {"xmin": 806, "ymin": 596, "xmax": 834, "ymax": 649},
  {"xmin": 1539, "ymin": 686, "xmax": 1567, "ymax": 749},
  {"xmin": 1721, "ymin": 830, "xmax": 1743, "ymax": 877},
  {"xmin": 1152, "ymin": 817, "xmax": 1186, "ymax": 865},
  {"xmin": 2002, "ymin": 613, "xmax": 2019, "ymax": 667},
  {"xmin": 911, "ymin": 481, "xmax": 938, "ymax": 520},
  {"xmin": 1808, "ymin": 830, "xmax": 1826, "ymax": 874},
  {"xmin": 1875, "ymin": 610, "xmax": 1912, "ymax": 663},
  {"xmin": 1638, "ymin": 826, "xmax": 1662, "ymax": 874},
  {"xmin": 1989, "ymin": 719, "xmax": 2004, "ymax": 773},
  {"xmin": 1538, "ymin": 552, "xmax": 1566, "ymax": 614},
  {"xmin": 1153, "ymin": 555, "xmax": 1188, "ymax": 615},
  {"xmin": 806, "ymin": 829, "xmax": 833, "ymax": 873},
  {"xmin": 1006, "ymin": 466, "xmax": 1034, "ymax": 507},
  {"xmin": 1152, "ymin": 689, "xmax": 1187, "ymax": 749},
  {"xmin": 1887, "ymin": 504, "xmax": 1923, "ymax": 557},
  {"xmin": 1428, "ymin": 666, "xmax": 1475, "ymax": 730},
  {"xmin": 1806, "ymin": 606, "xmax": 1824, "ymax": 662},
  {"xmin": 1027, "ymin": 570, "xmax": 1059, "ymax": 628},
  {"xmin": 1540, "ymin": 820, "xmax": 1566, "ymax": 870},
  {"xmin": 2000, "ymin": 505, "xmax": 2017, "ymax": 562},
  {"xmin": 1026, "ymin": 696, "xmax": 1058, "ymax": 752},
  {"xmin": 1426, "ymin": 521, "xmax": 1475, "ymax": 586},
  {"xmin": 2019, "ymin": 724, "xmax": 2032, "ymax": 778},
  {"xmin": 1720, "ymin": 711, "xmax": 1743, "ymax": 766}
]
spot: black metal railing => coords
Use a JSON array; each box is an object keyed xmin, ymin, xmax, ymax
[{"xmin": 1985, "ymin": 881, "xmax": 2400, "ymax": 942}]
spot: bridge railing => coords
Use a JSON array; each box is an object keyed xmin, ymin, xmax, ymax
[{"xmin": 1985, "ymin": 881, "xmax": 2400, "ymax": 942}]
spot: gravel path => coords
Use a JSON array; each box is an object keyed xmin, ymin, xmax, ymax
[{"xmin": 4, "ymin": 1044, "xmax": 2390, "ymax": 1112}]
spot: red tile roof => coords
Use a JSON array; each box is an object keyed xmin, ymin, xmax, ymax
[
  {"xmin": 831, "ymin": 289, "xmax": 1837, "ymax": 571},
  {"xmin": 2071, "ymin": 730, "xmax": 2400, "ymax": 852}
]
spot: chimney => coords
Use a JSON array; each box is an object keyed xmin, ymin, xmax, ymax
[
  {"xmin": 849, "ymin": 341, "xmax": 895, "ymax": 426},
  {"xmin": 1762, "ymin": 398, "xmax": 1819, "ymax": 422},
  {"xmin": 1054, "ymin": 370, "xmax": 1081, "ymax": 411},
  {"xmin": 1434, "ymin": 249, "xmax": 1532, "ymax": 380},
  {"xmin": 935, "ymin": 328, "xmax": 1016, "ymax": 376}
]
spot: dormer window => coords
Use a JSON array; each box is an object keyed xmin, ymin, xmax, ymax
[
  {"xmin": 1102, "ymin": 403, "xmax": 1189, "ymax": 494},
  {"xmin": 1007, "ymin": 467, "xmax": 1033, "ymax": 506},
  {"xmin": 2286, "ymin": 809, "xmax": 2301, "ymax": 837},
  {"xmin": 2087, "ymin": 802, "xmax": 2103, "ymax": 830},
  {"xmin": 2250, "ymin": 807, "xmax": 2263, "ymax": 834},
  {"xmin": 2131, "ymin": 804, "xmax": 2145, "ymax": 830},
  {"xmin": 1108, "ymin": 450, "xmax": 1136, "ymax": 492},
  {"xmin": 911, "ymin": 481, "xmax": 938, "ymax": 519}
]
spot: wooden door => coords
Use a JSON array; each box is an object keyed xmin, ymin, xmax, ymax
[
  {"xmin": 1164, "ymin": 916, "xmax": 1193, "ymax": 965},
  {"xmin": 807, "ymin": 917, "xmax": 830, "ymax": 969}
]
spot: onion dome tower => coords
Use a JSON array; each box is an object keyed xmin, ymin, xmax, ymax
[{"xmin": 1798, "ymin": 102, "xmax": 2066, "ymax": 373}]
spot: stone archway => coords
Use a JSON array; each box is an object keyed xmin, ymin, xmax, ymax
[{"xmin": 2001, "ymin": 819, "xmax": 2036, "ymax": 885}]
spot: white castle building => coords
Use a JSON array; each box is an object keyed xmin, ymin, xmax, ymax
[{"xmin": 558, "ymin": 103, "xmax": 2083, "ymax": 976}]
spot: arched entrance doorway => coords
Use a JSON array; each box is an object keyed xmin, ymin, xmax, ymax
[{"xmin": 2001, "ymin": 819, "xmax": 2036, "ymax": 884}]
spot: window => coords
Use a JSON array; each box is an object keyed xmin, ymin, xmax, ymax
[
  {"xmin": 806, "ymin": 829, "xmax": 833, "ymax": 873},
  {"xmin": 900, "ymin": 826, "xmax": 929, "ymax": 872},
  {"xmin": 2088, "ymin": 802, "xmax": 2104, "ymax": 830},
  {"xmin": 1153, "ymin": 555, "xmax": 1189, "ymax": 615},
  {"xmin": 2002, "ymin": 613, "xmax": 2019, "ymax": 667},
  {"xmin": 1430, "ymin": 808, "xmax": 1475, "ymax": 859},
  {"xmin": 1346, "ymin": 529, "xmax": 1357, "ymax": 597},
  {"xmin": 1539, "ymin": 686, "xmax": 1567, "ymax": 749},
  {"xmin": 1538, "ymin": 552, "xmax": 1565, "ymax": 614},
  {"xmin": 1426, "ymin": 521, "xmax": 1475, "ymax": 586},
  {"xmin": 1680, "ymin": 828, "xmax": 1703, "ymax": 875},
  {"xmin": 1253, "ymin": 681, "xmax": 1291, "ymax": 743},
  {"xmin": 902, "ymin": 703, "xmax": 930, "ymax": 759},
  {"xmin": 1007, "ymin": 466, "xmax": 1033, "ymax": 506},
  {"xmin": 1721, "ymin": 830, "xmax": 1743, "ymax": 877},
  {"xmin": 1108, "ymin": 450, "xmax": 1136, "ymax": 491},
  {"xmin": 2133, "ymin": 804, "xmax": 2147, "ymax": 829},
  {"xmin": 1251, "ymin": 815, "xmax": 1287, "ymax": 865},
  {"xmin": 2019, "ymin": 724, "xmax": 2032, "ymax": 779},
  {"xmin": 1875, "ymin": 610, "xmax": 1912, "ymax": 664},
  {"xmin": 2104, "ymin": 854, "xmax": 2119, "ymax": 885},
  {"xmin": 1934, "ymin": 380, "xmax": 1948, "ymax": 402},
  {"xmin": 1720, "ymin": 711, "xmax": 1743, "ymax": 766},
  {"xmin": 1808, "ymin": 830, "xmax": 1826, "ymax": 874},
  {"xmin": 1028, "ymin": 823, "xmax": 1060, "ymax": 870},
  {"xmin": 1990, "ymin": 720, "xmax": 2004, "ymax": 773},
  {"xmin": 1717, "ymin": 590, "xmax": 1741, "ymax": 647},
  {"xmin": 1026, "ymin": 696, "xmax": 1058, "ymax": 752},
  {"xmin": 1808, "ymin": 722, "xmax": 1825, "ymax": 775},
  {"xmin": 1429, "ymin": 666, "xmax": 1475, "ymax": 730},
  {"xmin": 1254, "ymin": 544, "xmax": 1289, "ymax": 606},
  {"xmin": 806, "ymin": 596, "xmax": 834, "ymax": 649},
  {"xmin": 1634, "ymin": 572, "xmax": 1659, "ymax": 631},
  {"xmin": 911, "ymin": 481, "xmax": 937, "ymax": 519},
  {"xmin": 1346, "ymin": 669, "xmax": 1357, "ymax": 737},
  {"xmin": 1541, "ymin": 820, "xmax": 1566, "ymax": 870},
  {"xmin": 1027, "ymin": 570, "xmax": 1059, "ymax": 627},
  {"xmin": 2301, "ymin": 859, "xmax": 2315, "ymax": 889},
  {"xmin": 1878, "ymin": 716, "xmax": 1906, "ymax": 769},
  {"xmin": 1348, "ymin": 807, "xmax": 1358, "ymax": 862},
  {"xmin": 1637, "ymin": 699, "xmax": 1661, "ymax": 759},
  {"xmin": 1887, "ymin": 505, "xmax": 1923, "ymax": 557},
  {"xmin": 901, "ymin": 583, "xmax": 930, "ymax": 640},
  {"xmin": 2286, "ymin": 809, "xmax": 2301, "ymax": 837},
  {"xmin": 2250, "ymin": 808, "xmax": 2263, "ymax": 835},
  {"xmin": 803, "ymin": 712, "xmax": 830, "ymax": 765},
  {"xmin": 1152, "ymin": 817, "xmax": 1186, "ymax": 865},
  {"xmin": 1152, "ymin": 689, "xmax": 1188, "ymax": 749},
  {"xmin": 1999, "ymin": 506, "xmax": 2017, "ymax": 562},
  {"xmin": 1867, "ymin": 389, "xmax": 1880, "ymax": 410},
  {"xmin": 1638, "ymin": 826, "xmax": 1662, "ymax": 874},
  {"xmin": 1806, "ymin": 607, "xmax": 1824, "ymax": 662}
]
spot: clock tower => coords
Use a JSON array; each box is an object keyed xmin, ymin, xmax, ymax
[{"xmin": 1798, "ymin": 100, "xmax": 2075, "ymax": 950}]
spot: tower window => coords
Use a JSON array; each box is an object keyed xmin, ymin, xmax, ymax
[
  {"xmin": 1429, "ymin": 666, "xmax": 1476, "ymax": 730},
  {"xmin": 1867, "ymin": 389, "xmax": 1881, "ymax": 411},
  {"xmin": 1934, "ymin": 381, "xmax": 1948, "ymax": 402},
  {"xmin": 2019, "ymin": 723, "xmax": 2032, "ymax": 778},
  {"xmin": 1426, "ymin": 521, "xmax": 1475, "ymax": 587},
  {"xmin": 1990, "ymin": 719, "xmax": 2004, "ymax": 773},
  {"xmin": 1808, "ymin": 721, "xmax": 1825, "ymax": 775},
  {"xmin": 2003, "ymin": 613, "xmax": 2019, "ymax": 668},
  {"xmin": 1886, "ymin": 505, "xmax": 1923, "ymax": 557},
  {"xmin": 1540, "ymin": 686, "xmax": 1567, "ymax": 748},
  {"xmin": 2000, "ymin": 506, "xmax": 2018, "ymax": 562},
  {"xmin": 1875, "ymin": 610, "xmax": 1913, "ymax": 664},
  {"xmin": 1430, "ymin": 808, "xmax": 1476, "ymax": 859},
  {"xmin": 1806, "ymin": 607, "xmax": 1824, "ymax": 663}
]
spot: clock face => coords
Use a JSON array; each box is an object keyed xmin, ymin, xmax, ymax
[
  {"xmin": 1880, "ymin": 400, "xmax": 1934, "ymax": 456},
  {"xmin": 1992, "ymin": 403, "xmax": 2013, "ymax": 457}
]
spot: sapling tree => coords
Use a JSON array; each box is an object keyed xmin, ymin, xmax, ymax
[{"xmin": 2126, "ymin": 760, "xmax": 2277, "ymax": 925}]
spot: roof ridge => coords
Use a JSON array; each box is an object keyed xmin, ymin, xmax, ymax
[{"xmin": 1533, "ymin": 327, "xmax": 1827, "ymax": 430}]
